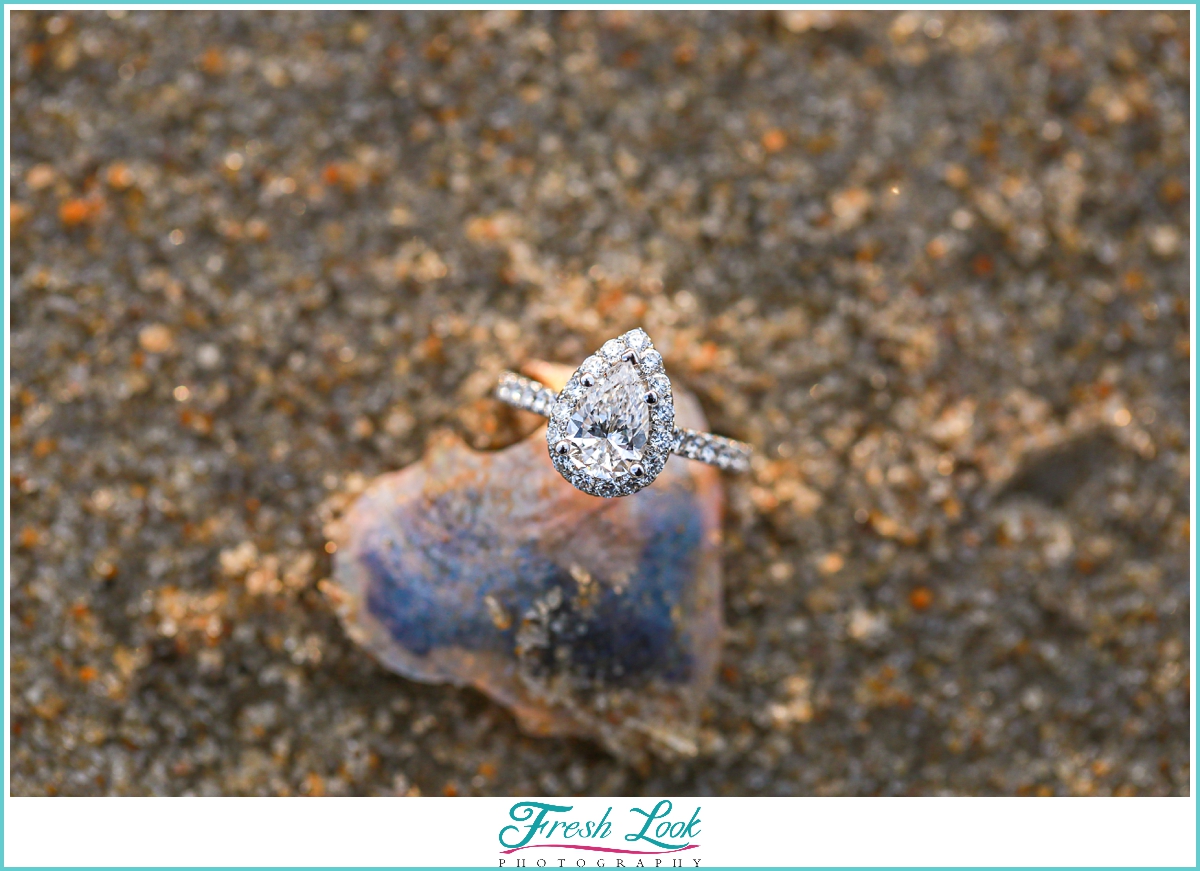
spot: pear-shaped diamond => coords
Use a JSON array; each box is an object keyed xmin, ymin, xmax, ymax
[{"xmin": 565, "ymin": 361, "xmax": 650, "ymax": 481}]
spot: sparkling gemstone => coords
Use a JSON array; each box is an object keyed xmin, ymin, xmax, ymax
[
  {"xmin": 601, "ymin": 339, "xmax": 625, "ymax": 359},
  {"xmin": 565, "ymin": 361, "xmax": 650, "ymax": 481},
  {"xmin": 625, "ymin": 330, "xmax": 649, "ymax": 350}
]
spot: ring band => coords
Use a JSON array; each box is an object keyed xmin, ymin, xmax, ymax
[
  {"xmin": 496, "ymin": 371, "xmax": 753, "ymax": 474},
  {"xmin": 493, "ymin": 329, "xmax": 751, "ymax": 498}
]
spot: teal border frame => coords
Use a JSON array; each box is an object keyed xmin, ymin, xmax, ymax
[{"xmin": 1, "ymin": 3, "xmax": 1195, "ymax": 869}]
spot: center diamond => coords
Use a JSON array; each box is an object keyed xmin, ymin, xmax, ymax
[{"xmin": 565, "ymin": 361, "xmax": 650, "ymax": 480}]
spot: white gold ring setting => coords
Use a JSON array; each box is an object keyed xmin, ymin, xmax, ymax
[{"xmin": 495, "ymin": 328, "xmax": 752, "ymax": 498}]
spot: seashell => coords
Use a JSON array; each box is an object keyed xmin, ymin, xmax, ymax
[{"xmin": 327, "ymin": 362, "xmax": 723, "ymax": 762}]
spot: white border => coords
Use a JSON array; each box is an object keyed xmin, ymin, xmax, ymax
[
  {"xmin": 3, "ymin": 796, "xmax": 1197, "ymax": 867},
  {"xmin": 4, "ymin": 5, "xmax": 1196, "ymax": 870}
]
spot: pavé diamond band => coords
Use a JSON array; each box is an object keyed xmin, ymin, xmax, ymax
[{"xmin": 495, "ymin": 329, "xmax": 752, "ymax": 498}]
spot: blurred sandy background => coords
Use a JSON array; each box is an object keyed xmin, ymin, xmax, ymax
[{"xmin": 9, "ymin": 10, "xmax": 1190, "ymax": 795}]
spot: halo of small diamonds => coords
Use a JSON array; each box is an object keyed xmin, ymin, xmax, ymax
[
  {"xmin": 546, "ymin": 329, "xmax": 675, "ymax": 498},
  {"xmin": 495, "ymin": 328, "xmax": 752, "ymax": 496}
]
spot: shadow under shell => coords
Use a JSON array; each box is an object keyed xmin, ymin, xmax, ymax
[{"xmin": 329, "ymin": 383, "xmax": 723, "ymax": 762}]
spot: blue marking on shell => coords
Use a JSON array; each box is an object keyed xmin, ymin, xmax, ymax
[{"xmin": 357, "ymin": 485, "xmax": 703, "ymax": 687}]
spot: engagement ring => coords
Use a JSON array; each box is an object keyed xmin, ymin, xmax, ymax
[{"xmin": 495, "ymin": 329, "xmax": 752, "ymax": 498}]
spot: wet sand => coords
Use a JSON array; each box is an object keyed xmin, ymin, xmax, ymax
[{"xmin": 9, "ymin": 10, "xmax": 1190, "ymax": 795}]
